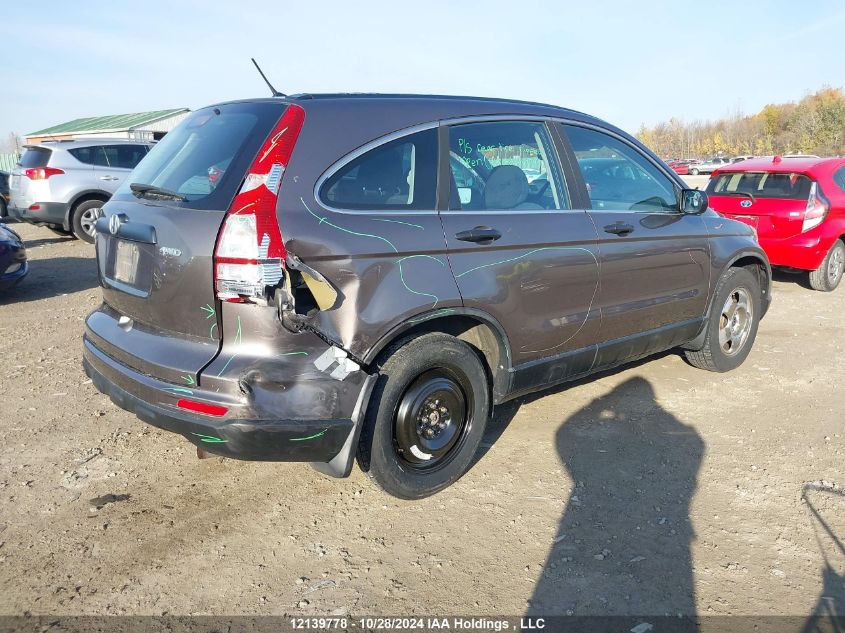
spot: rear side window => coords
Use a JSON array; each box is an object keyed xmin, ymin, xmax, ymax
[
  {"xmin": 708, "ymin": 172, "xmax": 813, "ymax": 200},
  {"xmin": 112, "ymin": 102, "xmax": 286, "ymax": 210},
  {"xmin": 562, "ymin": 125, "xmax": 678, "ymax": 213},
  {"xmin": 833, "ymin": 167, "xmax": 845, "ymax": 194},
  {"xmin": 447, "ymin": 121, "xmax": 568, "ymax": 211},
  {"xmin": 320, "ymin": 129, "xmax": 437, "ymax": 210},
  {"xmin": 19, "ymin": 148, "xmax": 51, "ymax": 168}
]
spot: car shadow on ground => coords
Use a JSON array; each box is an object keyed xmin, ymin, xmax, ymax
[
  {"xmin": 23, "ymin": 235, "xmax": 77, "ymax": 249},
  {"xmin": 477, "ymin": 351, "xmax": 678, "ymax": 464},
  {"xmin": 0, "ymin": 256, "xmax": 98, "ymax": 304},
  {"xmin": 522, "ymin": 376, "xmax": 703, "ymax": 617},
  {"xmin": 772, "ymin": 267, "xmax": 813, "ymax": 290},
  {"xmin": 799, "ymin": 483, "xmax": 845, "ymax": 632}
]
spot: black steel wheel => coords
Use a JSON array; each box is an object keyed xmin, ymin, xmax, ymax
[
  {"xmin": 357, "ymin": 333, "xmax": 490, "ymax": 499},
  {"xmin": 393, "ymin": 369, "xmax": 472, "ymax": 471}
]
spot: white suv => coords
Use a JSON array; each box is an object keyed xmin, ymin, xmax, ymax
[{"xmin": 8, "ymin": 139, "xmax": 152, "ymax": 242}]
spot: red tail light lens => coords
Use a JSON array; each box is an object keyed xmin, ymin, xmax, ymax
[
  {"xmin": 802, "ymin": 181, "xmax": 829, "ymax": 233},
  {"xmin": 214, "ymin": 104, "xmax": 305, "ymax": 302},
  {"xmin": 24, "ymin": 167, "xmax": 64, "ymax": 180}
]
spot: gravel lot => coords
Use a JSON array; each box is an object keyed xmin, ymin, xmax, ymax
[{"xmin": 0, "ymin": 222, "xmax": 843, "ymax": 618}]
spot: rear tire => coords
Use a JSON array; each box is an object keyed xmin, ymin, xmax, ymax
[
  {"xmin": 0, "ymin": 198, "xmax": 7, "ymax": 219},
  {"xmin": 357, "ymin": 333, "xmax": 490, "ymax": 499},
  {"xmin": 808, "ymin": 239, "xmax": 844, "ymax": 292},
  {"xmin": 71, "ymin": 199, "xmax": 104, "ymax": 243},
  {"xmin": 685, "ymin": 267, "xmax": 761, "ymax": 372}
]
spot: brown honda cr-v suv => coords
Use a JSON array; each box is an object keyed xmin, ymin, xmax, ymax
[{"xmin": 83, "ymin": 94, "xmax": 771, "ymax": 498}]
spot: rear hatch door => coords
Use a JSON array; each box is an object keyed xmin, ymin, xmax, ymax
[
  {"xmin": 707, "ymin": 170, "xmax": 813, "ymax": 238},
  {"xmin": 89, "ymin": 101, "xmax": 288, "ymax": 384},
  {"xmin": 9, "ymin": 146, "xmax": 52, "ymax": 208}
]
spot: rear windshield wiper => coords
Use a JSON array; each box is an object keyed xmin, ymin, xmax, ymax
[
  {"xmin": 130, "ymin": 182, "xmax": 187, "ymax": 202},
  {"xmin": 717, "ymin": 190, "xmax": 756, "ymax": 203}
]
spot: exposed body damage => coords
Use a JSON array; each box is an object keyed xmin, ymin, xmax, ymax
[{"xmin": 83, "ymin": 94, "xmax": 772, "ymax": 495}]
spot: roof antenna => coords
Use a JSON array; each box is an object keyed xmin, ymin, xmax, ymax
[{"xmin": 251, "ymin": 58, "xmax": 285, "ymax": 97}]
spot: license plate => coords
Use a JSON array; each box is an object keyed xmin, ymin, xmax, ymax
[{"xmin": 114, "ymin": 240, "xmax": 140, "ymax": 284}]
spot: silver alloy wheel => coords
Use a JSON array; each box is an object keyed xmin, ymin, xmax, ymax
[
  {"xmin": 719, "ymin": 287, "xmax": 753, "ymax": 356},
  {"xmin": 80, "ymin": 206, "xmax": 101, "ymax": 237},
  {"xmin": 828, "ymin": 244, "xmax": 844, "ymax": 286}
]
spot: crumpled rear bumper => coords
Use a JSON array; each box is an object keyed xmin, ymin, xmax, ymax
[{"xmin": 83, "ymin": 336, "xmax": 354, "ymax": 462}]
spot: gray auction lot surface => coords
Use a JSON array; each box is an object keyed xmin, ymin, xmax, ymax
[{"xmin": 0, "ymin": 222, "xmax": 842, "ymax": 618}]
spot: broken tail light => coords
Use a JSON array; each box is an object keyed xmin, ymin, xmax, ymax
[
  {"xmin": 214, "ymin": 104, "xmax": 305, "ymax": 303},
  {"xmin": 802, "ymin": 181, "xmax": 829, "ymax": 233}
]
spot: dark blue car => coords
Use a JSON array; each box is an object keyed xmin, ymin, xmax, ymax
[{"xmin": 0, "ymin": 223, "xmax": 27, "ymax": 289}]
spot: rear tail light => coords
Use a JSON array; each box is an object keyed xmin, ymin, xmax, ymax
[
  {"xmin": 23, "ymin": 167, "xmax": 64, "ymax": 180},
  {"xmin": 214, "ymin": 104, "xmax": 305, "ymax": 303},
  {"xmin": 802, "ymin": 181, "xmax": 829, "ymax": 232}
]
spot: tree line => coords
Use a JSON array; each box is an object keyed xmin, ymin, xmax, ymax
[{"xmin": 636, "ymin": 87, "xmax": 845, "ymax": 159}]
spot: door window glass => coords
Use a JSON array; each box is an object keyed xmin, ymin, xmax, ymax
[
  {"xmin": 563, "ymin": 125, "xmax": 678, "ymax": 213},
  {"xmin": 447, "ymin": 121, "xmax": 568, "ymax": 210},
  {"xmin": 320, "ymin": 129, "xmax": 437, "ymax": 210}
]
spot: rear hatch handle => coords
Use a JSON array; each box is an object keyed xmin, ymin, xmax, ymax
[{"xmin": 95, "ymin": 213, "xmax": 157, "ymax": 244}]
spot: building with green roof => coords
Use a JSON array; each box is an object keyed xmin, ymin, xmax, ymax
[{"xmin": 26, "ymin": 108, "xmax": 190, "ymax": 144}]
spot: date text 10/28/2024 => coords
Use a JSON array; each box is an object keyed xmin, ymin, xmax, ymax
[{"xmin": 290, "ymin": 617, "xmax": 548, "ymax": 631}]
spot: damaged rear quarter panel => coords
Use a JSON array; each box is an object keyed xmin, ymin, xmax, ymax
[
  {"xmin": 201, "ymin": 302, "xmax": 368, "ymax": 423},
  {"xmin": 276, "ymin": 106, "xmax": 463, "ymax": 361}
]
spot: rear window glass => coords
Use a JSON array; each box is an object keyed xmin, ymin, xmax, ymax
[
  {"xmin": 19, "ymin": 148, "xmax": 51, "ymax": 168},
  {"xmin": 320, "ymin": 129, "xmax": 437, "ymax": 210},
  {"xmin": 833, "ymin": 167, "xmax": 845, "ymax": 194},
  {"xmin": 708, "ymin": 172, "xmax": 813, "ymax": 200},
  {"xmin": 112, "ymin": 103, "xmax": 285, "ymax": 210}
]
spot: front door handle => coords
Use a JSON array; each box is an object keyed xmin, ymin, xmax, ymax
[
  {"xmin": 455, "ymin": 226, "xmax": 502, "ymax": 244},
  {"xmin": 603, "ymin": 222, "xmax": 634, "ymax": 236}
]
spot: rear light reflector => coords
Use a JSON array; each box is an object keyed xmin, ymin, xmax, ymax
[
  {"xmin": 802, "ymin": 181, "xmax": 829, "ymax": 232},
  {"xmin": 23, "ymin": 167, "xmax": 64, "ymax": 180},
  {"xmin": 214, "ymin": 104, "xmax": 306, "ymax": 303},
  {"xmin": 176, "ymin": 399, "xmax": 229, "ymax": 417}
]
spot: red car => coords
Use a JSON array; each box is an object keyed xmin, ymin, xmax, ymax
[
  {"xmin": 707, "ymin": 156, "xmax": 845, "ymax": 291},
  {"xmin": 668, "ymin": 160, "xmax": 690, "ymax": 175}
]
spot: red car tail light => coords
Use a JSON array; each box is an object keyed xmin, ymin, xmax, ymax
[
  {"xmin": 802, "ymin": 181, "xmax": 829, "ymax": 233},
  {"xmin": 213, "ymin": 104, "xmax": 305, "ymax": 303},
  {"xmin": 23, "ymin": 167, "xmax": 64, "ymax": 180}
]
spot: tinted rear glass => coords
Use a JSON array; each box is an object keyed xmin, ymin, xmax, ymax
[
  {"xmin": 320, "ymin": 129, "xmax": 438, "ymax": 210},
  {"xmin": 833, "ymin": 166, "xmax": 845, "ymax": 194},
  {"xmin": 708, "ymin": 172, "xmax": 813, "ymax": 200},
  {"xmin": 19, "ymin": 147, "xmax": 51, "ymax": 168},
  {"xmin": 112, "ymin": 102, "xmax": 285, "ymax": 210}
]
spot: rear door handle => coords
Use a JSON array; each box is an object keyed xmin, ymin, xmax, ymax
[
  {"xmin": 455, "ymin": 226, "xmax": 502, "ymax": 244},
  {"xmin": 99, "ymin": 175, "xmax": 119, "ymax": 181},
  {"xmin": 603, "ymin": 222, "xmax": 634, "ymax": 236}
]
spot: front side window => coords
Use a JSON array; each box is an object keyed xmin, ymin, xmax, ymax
[
  {"xmin": 447, "ymin": 121, "xmax": 568, "ymax": 210},
  {"xmin": 320, "ymin": 129, "xmax": 437, "ymax": 210},
  {"xmin": 563, "ymin": 125, "xmax": 678, "ymax": 213}
]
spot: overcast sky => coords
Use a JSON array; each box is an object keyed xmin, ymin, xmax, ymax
[{"xmin": 2, "ymin": 0, "xmax": 844, "ymax": 139}]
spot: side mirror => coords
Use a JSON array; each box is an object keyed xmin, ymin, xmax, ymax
[{"xmin": 681, "ymin": 188, "xmax": 708, "ymax": 214}]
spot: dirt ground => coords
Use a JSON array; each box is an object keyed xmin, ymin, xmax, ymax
[{"xmin": 0, "ymin": 222, "xmax": 843, "ymax": 618}]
